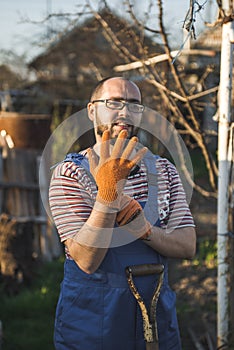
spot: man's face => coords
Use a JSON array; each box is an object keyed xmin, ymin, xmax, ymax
[{"xmin": 89, "ymin": 78, "xmax": 143, "ymax": 140}]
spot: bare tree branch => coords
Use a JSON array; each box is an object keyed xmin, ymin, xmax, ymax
[
  {"xmin": 114, "ymin": 49, "xmax": 216, "ymax": 72},
  {"xmin": 87, "ymin": 5, "xmax": 139, "ymax": 63},
  {"xmin": 183, "ymin": 0, "xmax": 209, "ymax": 39},
  {"xmin": 157, "ymin": 0, "xmax": 218, "ymax": 190},
  {"xmin": 31, "ymin": 0, "xmax": 220, "ymax": 198}
]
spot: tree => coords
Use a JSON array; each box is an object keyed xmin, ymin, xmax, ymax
[{"xmin": 40, "ymin": 0, "xmax": 221, "ymax": 197}]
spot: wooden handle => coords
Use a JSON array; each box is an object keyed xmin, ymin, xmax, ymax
[
  {"xmin": 146, "ymin": 341, "xmax": 159, "ymax": 350},
  {"xmin": 126, "ymin": 263, "xmax": 164, "ymax": 277}
]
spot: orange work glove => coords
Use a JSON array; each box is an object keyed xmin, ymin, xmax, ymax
[
  {"xmin": 116, "ymin": 196, "xmax": 152, "ymax": 240},
  {"xmin": 88, "ymin": 129, "xmax": 147, "ymax": 209},
  {"xmin": 116, "ymin": 197, "xmax": 142, "ymax": 225}
]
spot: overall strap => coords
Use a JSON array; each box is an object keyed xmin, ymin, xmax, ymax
[
  {"xmin": 63, "ymin": 152, "xmax": 96, "ymax": 182},
  {"xmin": 143, "ymin": 152, "xmax": 167, "ymax": 269},
  {"xmin": 64, "ymin": 152, "xmax": 90, "ymax": 171},
  {"xmin": 143, "ymin": 150, "xmax": 160, "ymax": 226}
]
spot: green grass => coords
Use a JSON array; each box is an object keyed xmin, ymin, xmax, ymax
[
  {"xmin": 189, "ymin": 150, "xmax": 209, "ymax": 179},
  {"xmin": 193, "ymin": 237, "xmax": 217, "ymax": 268},
  {"xmin": 0, "ymin": 258, "xmax": 64, "ymax": 350}
]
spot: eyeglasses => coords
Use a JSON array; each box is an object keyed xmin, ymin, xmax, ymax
[{"xmin": 91, "ymin": 99, "xmax": 144, "ymax": 113}]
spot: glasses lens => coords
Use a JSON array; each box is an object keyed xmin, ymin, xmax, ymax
[
  {"xmin": 128, "ymin": 103, "xmax": 144, "ymax": 113},
  {"xmin": 106, "ymin": 100, "xmax": 123, "ymax": 110}
]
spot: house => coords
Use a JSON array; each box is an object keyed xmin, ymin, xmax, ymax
[
  {"xmin": 0, "ymin": 65, "xmax": 23, "ymax": 91},
  {"xmin": 28, "ymin": 9, "xmax": 164, "ymax": 111}
]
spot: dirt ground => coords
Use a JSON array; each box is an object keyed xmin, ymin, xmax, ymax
[{"xmin": 169, "ymin": 191, "xmax": 218, "ymax": 349}]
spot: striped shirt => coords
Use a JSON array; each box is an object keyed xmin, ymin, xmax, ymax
[{"xmin": 49, "ymin": 153, "xmax": 195, "ymax": 257}]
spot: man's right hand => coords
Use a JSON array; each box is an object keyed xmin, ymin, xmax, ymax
[
  {"xmin": 116, "ymin": 195, "xmax": 152, "ymax": 240},
  {"xmin": 87, "ymin": 129, "xmax": 147, "ymax": 209},
  {"xmin": 116, "ymin": 196, "xmax": 142, "ymax": 225}
]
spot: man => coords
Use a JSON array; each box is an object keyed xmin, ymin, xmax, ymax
[{"xmin": 49, "ymin": 77, "xmax": 196, "ymax": 350}]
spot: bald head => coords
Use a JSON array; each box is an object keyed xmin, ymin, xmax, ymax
[{"xmin": 91, "ymin": 77, "xmax": 141, "ymax": 102}]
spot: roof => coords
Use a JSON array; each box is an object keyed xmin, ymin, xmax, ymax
[
  {"xmin": 192, "ymin": 24, "xmax": 222, "ymax": 51},
  {"xmin": 29, "ymin": 10, "xmax": 163, "ymax": 71}
]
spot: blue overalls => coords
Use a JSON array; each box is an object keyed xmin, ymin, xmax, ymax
[{"xmin": 54, "ymin": 152, "xmax": 181, "ymax": 350}]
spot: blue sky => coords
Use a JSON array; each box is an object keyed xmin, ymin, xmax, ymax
[
  {"xmin": 0, "ymin": 0, "xmax": 218, "ymax": 63},
  {"xmin": 0, "ymin": 0, "xmax": 84, "ymax": 60}
]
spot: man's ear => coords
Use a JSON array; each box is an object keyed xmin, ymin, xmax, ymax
[{"xmin": 87, "ymin": 102, "xmax": 95, "ymax": 122}]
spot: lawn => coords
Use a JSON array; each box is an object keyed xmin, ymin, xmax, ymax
[{"xmin": 0, "ymin": 258, "xmax": 64, "ymax": 350}]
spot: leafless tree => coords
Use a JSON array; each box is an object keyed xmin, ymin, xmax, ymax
[
  {"xmin": 30, "ymin": 0, "xmax": 226, "ymax": 198},
  {"xmin": 85, "ymin": 0, "xmax": 222, "ymax": 198}
]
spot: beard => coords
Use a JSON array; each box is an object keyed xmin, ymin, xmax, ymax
[
  {"xmin": 95, "ymin": 115, "xmax": 139, "ymax": 139},
  {"xmin": 94, "ymin": 115, "xmax": 142, "ymax": 176}
]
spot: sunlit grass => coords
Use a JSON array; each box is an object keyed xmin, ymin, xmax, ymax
[{"xmin": 193, "ymin": 238, "xmax": 217, "ymax": 268}]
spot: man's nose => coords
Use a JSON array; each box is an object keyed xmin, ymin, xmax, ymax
[{"xmin": 118, "ymin": 104, "xmax": 129, "ymax": 117}]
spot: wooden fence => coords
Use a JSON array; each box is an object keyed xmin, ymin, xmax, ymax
[{"xmin": 0, "ymin": 146, "xmax": 61, "ymax": 262}]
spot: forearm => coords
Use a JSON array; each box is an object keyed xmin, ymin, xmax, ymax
[
  {"xmin": 65, "ymin": 204, "xmax": 117, "ymax": 274},
  {"xmin": 63, "ymin": 130, "xmax": 148, "ymax": 274},
  {"xmin": 144, "ymin": 225, "xmax": 196, "ymax": 259}
]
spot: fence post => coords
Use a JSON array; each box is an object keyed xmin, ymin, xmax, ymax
[
  {"xmin": 37, "ymin": 156, "xmax": 52, "ymax": 261},
  {"xmin": 37, "ymin": 155, "xmax": 62, "ymax": 260},
  {"xmin": 217, "ymin": 18, "xmax": 234, "ymax": 349}
]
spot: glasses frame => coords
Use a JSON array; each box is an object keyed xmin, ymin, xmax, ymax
[{"xmin": 91, "ymin": 99, "xmax": 145, "ymax": 113}]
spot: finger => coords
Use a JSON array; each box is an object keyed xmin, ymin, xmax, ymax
[
  {"xmin": 111, "ymin": 130, "xmax": 128, "ymax": 159},
  {"xmin": 128, "ymin": 146, "xmax": 148, "ymax": 169},
  {"xmin": 100, "ymin": 130, "xmax": 110, "ymax": 161},
  {"xmin": 121, "ymin": 136, "xmax": 138, "ymax": 160},
  {"xmin": 87, "ymin": 148, "xmax": 99, "ymax": 174}
]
